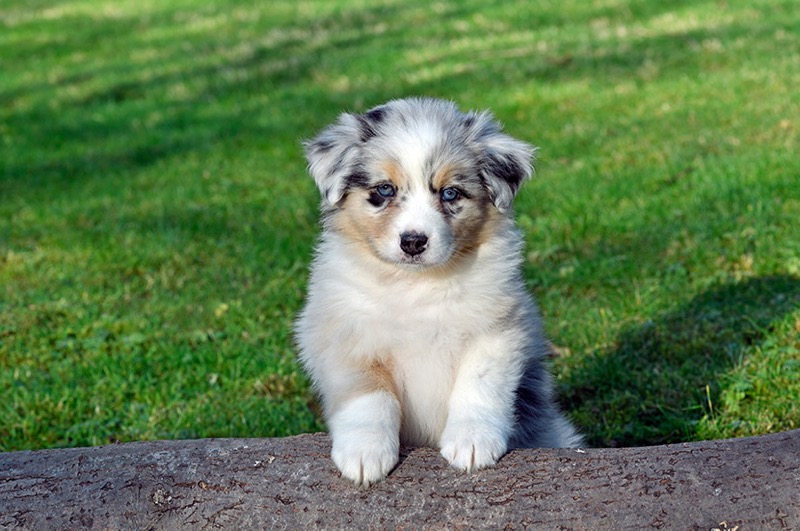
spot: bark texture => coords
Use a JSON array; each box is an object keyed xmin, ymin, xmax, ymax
[{"xmin": 1, "ymin": 430, "xmax": 798, "ymax": 530}]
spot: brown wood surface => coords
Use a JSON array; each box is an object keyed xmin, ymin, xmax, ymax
[{"xmin": 1, "ymin": 430, "xmax": 798, "ymax": 530}]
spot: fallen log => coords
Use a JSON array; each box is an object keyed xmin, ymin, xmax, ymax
[{"xmin": 1, "ymin": 430, "xmax": 798, "ymax": 530}]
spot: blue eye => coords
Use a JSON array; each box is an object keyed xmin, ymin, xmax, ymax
[
  {"xmin": 376, "ymin": 183, "xmax": 396, "ymax": 198},
  {"xmin": 440, "ymin": 187, "xmax": 460, "ymax": 202}
]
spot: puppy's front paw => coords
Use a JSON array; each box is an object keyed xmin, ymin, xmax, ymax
[
  {"xmin": 439, "ymin": 422, "xmax": 508, "ymax": 473},
  {"xmin": 328, "ymin": 391, "xmax": 401, "ymax": 487},
  {"xmin": 331, "ymin": 429, "xmax": 399, "ymax": 487}
]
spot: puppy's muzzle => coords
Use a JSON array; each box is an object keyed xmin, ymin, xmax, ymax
[{"xmin": 399, "ymin": 231, "xmax": 428, "ymax": 257}]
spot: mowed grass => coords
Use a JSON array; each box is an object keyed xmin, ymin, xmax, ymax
[{"xmin": 1, "ymin": 0, "xmax": 798, "ymax": 451}]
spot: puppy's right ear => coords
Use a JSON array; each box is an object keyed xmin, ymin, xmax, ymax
[
  {"xmin": 303, "ymin": 113, "xmax": 362, "ymax": 207},
  {"xmin": 464, "ymin": 110, "xmax": 535, "ymax": 213},
  {"xmin": 304, "ymin": 109, "xmax": 383, "ymax": 207}
]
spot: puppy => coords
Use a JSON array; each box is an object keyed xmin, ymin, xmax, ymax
[{"xmin": 296, "ymin": 97, "xmax": 582, "ymax": 486}]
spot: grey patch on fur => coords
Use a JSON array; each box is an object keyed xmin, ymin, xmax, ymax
[
  {"xmin": 510, "ymin": 353, "xmax": 584, "ymax": 449},
  {"xmin": 502, "ymin": 301, "xmax": 584, "ymax": 449}
]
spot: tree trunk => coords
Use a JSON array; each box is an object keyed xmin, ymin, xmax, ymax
[{"xmin": 1, "ymin": 430, "xmax": 798, "ymax": 530}]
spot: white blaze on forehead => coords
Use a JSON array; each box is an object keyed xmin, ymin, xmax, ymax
[
  {"xmin": 387, "ymin": 122, "xmax": 443, "ymax": 235},
  {"xmin": 384, "ymin": 121, "xmax": 442, "ymax": 189}
]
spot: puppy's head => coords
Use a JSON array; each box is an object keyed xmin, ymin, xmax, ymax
[{"xmin": 304, "ymin": 98, "xmax": 534, "ymax": 270}]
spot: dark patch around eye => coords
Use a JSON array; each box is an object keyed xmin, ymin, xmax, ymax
[{"xmin": 367, "ymin": 192, "xmax": 387, "ymax": 207}]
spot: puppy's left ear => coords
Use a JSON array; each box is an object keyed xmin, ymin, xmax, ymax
[{"xmin": 466, "ymin": 111, "xmax": 535, "ymax": 212}]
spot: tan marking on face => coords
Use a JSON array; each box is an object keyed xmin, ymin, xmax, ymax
[
  {"xmin": 470, "ymin": 203, "xmax": 505, "ymax": 248},
  {"xmin": 329, "ymin": 156, "xmax": 508, "ymax": 273},
  {"xmin": 435, "ymin": 166, "xmax": 497, "ymax": 255},
  {"xmin": 381, "ymin": 159, "xmax": 405, "ymax": 186},
  {"xmin": 328, "ymin": 158, "xmax": 408, "ymax": 263},
  {"xmin": 328, "ymin": 195, "xmax": 372, "ymax": 250},
  {"xmin": 424, "ymin": 180, "xmax": 503, "ymax": 277},
  {"xmin": 450, "ymin": 192, "xmax": 493, "ymax": 254},
  {"xmin": 431, "ymin": 163, "xmax": 460, "ymax": 191}
]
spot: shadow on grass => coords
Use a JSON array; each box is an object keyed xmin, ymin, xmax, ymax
[
  {"xmin": 5, "ymin": 0, "xmax": 788, "ymax": 192},
  {"xmin": 563, "ymin": 274, "xmax": 800, "ymax": 448}
]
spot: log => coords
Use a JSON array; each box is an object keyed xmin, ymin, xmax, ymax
[{"xmin": 1, "ymin": 430, "xmax": 798, "ymax": 530}]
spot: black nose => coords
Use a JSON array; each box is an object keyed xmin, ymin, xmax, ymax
[{"xmin": 399, "ymin": 231, "xmax": 428, "ymax": 256}]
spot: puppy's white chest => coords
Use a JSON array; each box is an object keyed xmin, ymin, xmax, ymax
[
  {"xmin": 365, "ymin": 292, "xmax": 472, "ymax": 445},
  {"xmin": 393, "ymin": 344, "xmax": 459, "ymax": 445}
]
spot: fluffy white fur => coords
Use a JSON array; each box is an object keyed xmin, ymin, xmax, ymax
[
  {"xmin": 296, "ymin": 97, "xmax": 582, "ymax": 486},
  {"xmin": 329, "ymin": 391, "xmax": 400, "ymax": 486}
]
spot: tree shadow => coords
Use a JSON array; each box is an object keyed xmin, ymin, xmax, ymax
[
  {"xmin": 562, "ymin": 275, "xmax": 800, "ymax": 447},
  {"xmin": 4, "ymin": 0, "xmax": 791, "ymax": 221},
  {"xmin": 6, "ymin": 0, "xmax": 782, "ymax": 191}
]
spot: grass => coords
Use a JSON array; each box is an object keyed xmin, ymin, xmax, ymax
[{"xmin": 1, "ymin": 0, "xmax": 798, "ymax": 451}]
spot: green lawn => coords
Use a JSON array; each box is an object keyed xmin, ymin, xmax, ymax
[{"xmin": 1, "ymin": 0, "xmax": 798, "ymax": 451}]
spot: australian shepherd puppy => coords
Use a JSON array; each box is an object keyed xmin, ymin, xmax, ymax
[{"xmin": 296, "ymin": 97, "xmax": 582, "ymax": 486}]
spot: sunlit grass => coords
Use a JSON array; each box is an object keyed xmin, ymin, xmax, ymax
[{"xmin": 1, "ymin": 0, "xmax": 798, "ymax": 451}]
